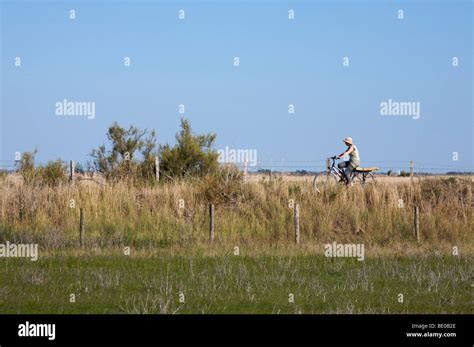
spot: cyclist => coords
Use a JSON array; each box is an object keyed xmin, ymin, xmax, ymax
[{"xmin": 336, "ymin": 137, "xmax": 360, "ymax": 185}]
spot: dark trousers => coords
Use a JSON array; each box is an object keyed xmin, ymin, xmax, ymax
[{"xmin": 338, "ymin": 161, "xmax": 355, "ymax": 184}]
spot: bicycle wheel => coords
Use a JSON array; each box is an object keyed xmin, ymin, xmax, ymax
[{"xmin": 313, "ymin": 172, "xmax": 339, "ymax": 193}]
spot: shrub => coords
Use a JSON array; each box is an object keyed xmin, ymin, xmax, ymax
[
  {"xmin": 90, "ymin": 122, "xmax": 158, "ymax": 184},
  {"xmin": 37, "ymin": 160, "xmax": 67, "ymax": 186},
  {"xmin": 199, "ymin": 164, "xmax": 244, "ymax": 205},
  {"xmin": 16, "ymin": 151, "xmax": 67, "ymax": 187},
  {"xmin": 90, "ymin": 119, "xmax": 219, "ymax": 184},
  {"xmin": 159, "ymin": 118, "xmax": 219, "ymax": 180},
  {"xmin": 17, "ymin": 149, "xmax": 38, "ymax": 185}
]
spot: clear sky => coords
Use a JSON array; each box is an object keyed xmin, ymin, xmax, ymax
[{"xmin": 1, "ymin": 0, "xmax": 472, "ymax": 173}]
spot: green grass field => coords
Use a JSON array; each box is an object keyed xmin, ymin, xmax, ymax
[{"xmin": 1, "ymin": 250, "xmax": 471, "ymax": 314}]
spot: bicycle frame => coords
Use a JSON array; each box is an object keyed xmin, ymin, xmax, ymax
[
  {"xmin": 327, "ymin": 157, "xmax": 351, "ymax": 182},
  {"xmin": 327, "ymin": 157, "xmax": 364, "ymax": 183}
]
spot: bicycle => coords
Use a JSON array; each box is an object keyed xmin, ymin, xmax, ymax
[{"xmin": 312, "ymin": 156, "xmax": 379, "ymax": 193}]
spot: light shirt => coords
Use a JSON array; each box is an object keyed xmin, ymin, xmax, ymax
[{"xmin": 349, "ymin": 145, "xmax": 360, "ymax": 167}]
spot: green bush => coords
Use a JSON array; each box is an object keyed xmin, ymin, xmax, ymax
[
  {"xmin": 17, "ymin": 150, "xmax": 67, "ymax": 187},
  {"xmin": 159, "ymin": 118, "xmax": 219, "ymax": 180},
  {"xmin": 90, "ymin": 118, "xmax": 219, "ymax": 184},
  {"xmin": 37, "ymin": 160, "xmax": 67, "ymax": 186},
  {"xmin": 17, "ymin": 149, "xmax": 38, "ymax": 185},
  {"xmin": 90, "ymin": 122, "xmax": 158, "ymax": 184}
]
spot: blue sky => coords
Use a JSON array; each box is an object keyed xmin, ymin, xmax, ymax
[{"xmin": 1, "ymin": 0, "xmax": 472, "ymax": 172}]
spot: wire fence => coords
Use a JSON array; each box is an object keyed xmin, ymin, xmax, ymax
[
  {"xmin": 240, "ymin": 159, "xmax": 473, "ymax": 174},
  {"xmin": 1, "ymin": 159, "xmax": 472, "ymax": 174}
]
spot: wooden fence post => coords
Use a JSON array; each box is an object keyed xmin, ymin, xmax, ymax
[
  {"xmin": 294, "ymin": 203, "xmax": 300, "ymax": 244},
  {"xmin": 209, "ymin": 204, "xmax": 215, "ymax": 242},
  {"xmin": 79, "ymin": 208, "xmax": 85, "ymax": 247},
  {"xmin": 155, "ymin": 156, "xmax": 160, "ymax": 181},
  {"xmin": 69, "ymin": 160, "xmax": 75, "ymax": 182},
  {"xmin": 409, "ymin": 160, "xmax": 414, "ymax": 178},
  {"xmin": 413, "ymin": 206, "xmax": 420, "ymax": 242}
]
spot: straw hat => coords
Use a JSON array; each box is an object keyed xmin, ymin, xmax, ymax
[{"xmin": 343, "ymin": 137, "xmax": 353, "ymax": 145}]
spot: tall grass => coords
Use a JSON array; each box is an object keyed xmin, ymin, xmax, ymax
[{"xmin": 0, "ymin": 175, "xmax": 472, "ymax": 253}]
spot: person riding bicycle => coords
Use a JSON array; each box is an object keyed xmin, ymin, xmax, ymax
[{"xmin": 336, "ymin": 137, "xmax": 360, "ymax": 185}]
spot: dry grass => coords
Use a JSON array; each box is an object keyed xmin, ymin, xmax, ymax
[{"xmin": 0, "ymin": 173, "xmax": 472, "ymax": 255}]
